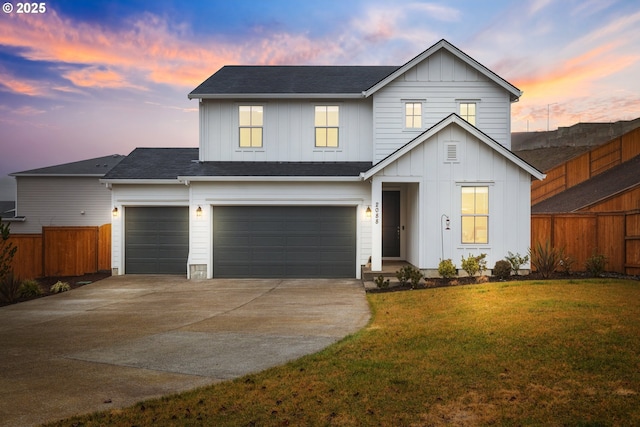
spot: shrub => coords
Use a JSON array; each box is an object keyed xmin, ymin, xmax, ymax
[
  {"xmin": 461, "ymin": 253, "xmax": 487, "ymax": 277},
  {"xmin": 529, "ymin": 241, "xmax": 561, "ymax": 279},
  {"xmin": 19, "ymin": 280, "xmax": 42, "ymax": 298},
  {"xmin": 585, "ymin": 251, "xmax": 607, "ymax": 277},
  {"xmin": 0, "ymin": 217, "xmax": 17, "ymax": 286},
  {"xmin": 50, "ymin": 281, "xmax": 71, "ymax": 293},
  {"xmin": 0, "ymin": 272, "xmax": 21, "ymax": 303},
  {"xmin": 395, "ymin": 265, "xmax": 422, "ymax": 288},
  {"xmin": 374, "ymin": 275, "xmax": 390, "ymax": 289},
  {"xmin": 558, "ymin": 251, "xmax": 575, "ymax": 274},
  {"xmin": 505, "ymin": 251, "xmax": 529, "ymax": 275},
  {"xmin": 493, "ymin": 260, "xmax": 512, "ymax": 280},
  {"xmin": 438, "ymin": 259, "xmax": 457, "ymax": 279}
]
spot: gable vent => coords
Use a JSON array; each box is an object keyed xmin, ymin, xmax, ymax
[{"xmin": 445, "ymin": 143, "xmax": 458, "ymax": 162}]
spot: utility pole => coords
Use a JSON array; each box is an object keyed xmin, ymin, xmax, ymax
[{"xmin": 547, "ymin": 103, "xmax": 557, "ymax": 131}]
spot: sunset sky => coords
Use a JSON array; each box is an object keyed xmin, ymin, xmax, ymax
[{"xmin": 1, "ymin": 0, "xmax": 639, "ymax": 178}]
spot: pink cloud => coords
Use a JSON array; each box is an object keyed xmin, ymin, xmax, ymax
[{"xmin": 0, "ymin": 70, "xmax": 44, "ymax": 96}]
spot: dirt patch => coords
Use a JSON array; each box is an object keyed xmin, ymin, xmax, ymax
[{"xmin": 0, "ymin": 271, "xmax": 111, "ymax": 307}]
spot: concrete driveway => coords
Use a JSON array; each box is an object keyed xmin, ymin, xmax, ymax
[{"xmin": 0, "ymin": 275, "xmax": 370, "ymax": 427}]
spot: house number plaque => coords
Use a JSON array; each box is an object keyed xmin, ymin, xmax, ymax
[{"xmin": 374, "ymin": 202, "xmax": 380, "ymax": 225}]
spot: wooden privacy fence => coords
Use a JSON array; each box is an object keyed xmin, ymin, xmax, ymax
[
  {"xmin": 531, "ymin": 211, "xmax": 640, "ymax": 276},
  {"xmin": 8, "ymin": 224, "xmax": 111, "ymax": 280},
  {"xmin": 532, "ymin": 127, "xmax": 640, "ymax": 205}
]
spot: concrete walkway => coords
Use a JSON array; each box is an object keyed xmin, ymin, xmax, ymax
[{"xmin": 0, "ymin": 276, "xmax": 370, "ymax": 427}]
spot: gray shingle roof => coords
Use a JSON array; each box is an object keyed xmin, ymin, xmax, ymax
[
  {"xmin": 11, "ymin": 154, "xmax": 125, "ymax": 176},
  {"xmin": 532, "ymin": 154, "xmax": 640, "ymax": 213},
  {"xmin": 102, "ymin": 148, "xmax": 372, "ymax": 180},
  {"xmin": 189, "ymin": 66, "xmax": 399, "ymax": 97}
]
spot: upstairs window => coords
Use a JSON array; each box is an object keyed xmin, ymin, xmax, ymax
[
  {"xmin": 315, "ymin": 105, "xmax": 339, "ymax": 147},
  {"xmin": 461, "ymin": 186, "xmax": 488, "ymax": 244},
  {"xmin": 239, "ymin": 105, "xmax": 263, "ymax": 148},
  {"xmin": 459, "ymin": 102, "xmax": 476, "ymax": 126},
  {"xmin": 405, "ymin": 102, "xmax": 422, "ymax": 129}
]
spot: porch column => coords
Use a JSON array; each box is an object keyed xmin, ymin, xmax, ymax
[{"xmin": 371, "ymin": 176, "xmax": 383, "ymax": 272}]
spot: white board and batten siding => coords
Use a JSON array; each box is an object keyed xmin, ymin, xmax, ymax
[
  {"xmin": 372, "ymin": 49, "xmax": 513, "ymax": 164},
  {"xmin": 376, "ymin": 123, "xmax": 531, "ymax": 270},
  {"xmin": 188, "ymin": 180, "xmax": 372, "ymax": 279},
  {"xmin": 11, "ymin": 176, "xmax": 112, "ymax": 234},
  {"xmin": 198, "ymin": 99, "xmax": 374, "ymax": 163}
]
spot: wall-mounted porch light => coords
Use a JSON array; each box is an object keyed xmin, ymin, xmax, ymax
[
  {"xmin": 196, "ymin": 205, "xmax": 203, "ymax": 218},
  {"xmin": 441, "ymin": 214, "xmax": 450, "ymax": 260},
  {"xmin": 365, "ymin": 206, "xmax": 372, "ymax": 219},
  {"xmin": 112, "ymin": 207, "xmax": 118, "ymax": 217}
]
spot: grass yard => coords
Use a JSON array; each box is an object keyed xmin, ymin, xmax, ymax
[{"xmin": 48, "ymin": 279, "xmax": 640, "ymax": 426}]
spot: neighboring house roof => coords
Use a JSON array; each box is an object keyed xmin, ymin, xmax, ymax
[
  {"xmin": 102, "ymin": 148, "xmax": 372, "ymax": 182},
  {"xmin": 363, "ymin": 39, "xmax": 522, "ymax": 102},
  {"xmin": 0, "ymin": 201, "xmax": 15, "ymax": 219},
  {"xmin": 188, "ymin": 66, "xmax": 398, "ymax": 99},
  {"xmin": 531, "ymin": 154, "xmax": 640, "ymax": 213},
  {"xmin": 10, "ymin": 154, "xmax": 125, "ymax": 177},
  {"xmin": 362, "ymin": 114, "xmax": 545, "ymax": 181}
]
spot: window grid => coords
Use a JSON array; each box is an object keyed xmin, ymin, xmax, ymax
[
  {"xmin": 315, "ymin": 106, "xmax": 339, "ymax": 147},
  {"xmin": 405, "ymin": 102, "xmax": 422, "ymax": 129},
  {"xmin": 239, "ymin": 105, "xmax": 263, "ymax": 148},
  {"xmin": 459, "ymin": 102, "xmax": 476, "ymax": 126},
  {"xmin": 461, "ymin": 186, "xmax": 488, "ymax": 244}
]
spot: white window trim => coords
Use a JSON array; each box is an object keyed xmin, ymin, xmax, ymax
[
  {"xmin": 237, "ymin": 104, "xmax": 265, "ymax": 150},
  {"xmin": 456, "ymin": 99, "xmax": 480, "ymax": 127},
  {"xmin": 314, "ymin": 104, "xmax": 340, "ymax": 149},
  {"xmin": 456, "ymin": 182, "xmax": 493, "ymax": 246},
  {"xmin": 402, "ymin": 99, "xmax": 426, "ymax": 131}
]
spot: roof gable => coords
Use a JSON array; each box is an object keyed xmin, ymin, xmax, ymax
[
  {"xmin": 363, "ymin": 39, "xmax": 522, "ymax": 102},
  {"xmin": 362, "ymin": 114, "xmax": 544, "ymax": 180},
  {"xmin": 10, "ymin": 154, "xmax": 125, "ymax": 177}
]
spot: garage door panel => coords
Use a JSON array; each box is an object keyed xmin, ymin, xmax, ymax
[
  {"xmin": 125, "ymin": 207, "xmax": 189, "ymax": 275},
  {"xmin": 213, "ymin": 206, "xmax": 355, "ymax": 278}
]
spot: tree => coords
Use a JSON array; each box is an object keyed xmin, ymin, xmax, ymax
[{"xmin": 0, "ymin": 217, "xmax": 17, "ymax": 281}]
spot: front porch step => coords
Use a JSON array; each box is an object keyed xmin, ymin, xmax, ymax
[{"xmin": 361, "ymin": 261, "xmax": 415, "ymax": 281}]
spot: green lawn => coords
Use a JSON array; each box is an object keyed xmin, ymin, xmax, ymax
[{"xmin": 48, "ymin": 279, "xmax": 640, "ymax": 426}]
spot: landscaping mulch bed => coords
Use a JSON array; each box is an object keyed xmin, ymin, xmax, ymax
[
  {"xmin": 0, "ymin": 271, "xmax": 111, "ymax": 306},
  {"xmin": 366, "ymin": 271, "xmax": 639, "ymax": 293}
]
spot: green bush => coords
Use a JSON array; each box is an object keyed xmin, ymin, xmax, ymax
[
  {"xmin": 0, "ymin": 272, "xmax": 21, "ymax": 303},
  {"xmin": 19, "ymin": 280, "xmax": 42, "ymax": 298},
  {"xmin": 493, "ymin": 260, "xmax": 512, "ymax": 280},
  {"xmin": 374, "ymin": 275, "xmax": 390, "ymax": 289},
  {"xmin": 505, "ymin": 251, "xmax": 529, "ymax": 275},
  {"xmin": 438, "ymin": 259, "xmax": 457, "ymax": 279},
  {"xmin": 461, "ymin": 253, "xmax": 487, "ymax": 277},
  {"xmin": 558, "ymin": 251, "xmax": 575, "ymax": 274},
  {"xmin": 50, "ymin": 281, "xmax": 71, "ymax": 294},
  {"xmin": 529, "ymin": 241, "xmax": 562, "ymax": 278},
  {"xmin": 395, "ymin": 265, "xmax": 422, "ymax": 288},
  {"xmin": 585, "ymin": 252, "xmax": 607, "ymax": 277}
]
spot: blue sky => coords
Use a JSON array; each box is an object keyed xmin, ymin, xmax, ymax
[{"xmin": 1, "ymin": 0, "xmax": 639, "ymax": 178}]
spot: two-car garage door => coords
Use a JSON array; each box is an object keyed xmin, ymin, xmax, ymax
[
  {"xmin": 213, "ymin": 206, "xmax": 356, "ymax": 278},
  {"xmin": 125, "ymin": 206, "xmax": 356, "ymax": 278}
]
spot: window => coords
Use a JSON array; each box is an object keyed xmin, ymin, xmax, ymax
[
  {"xmin": 459, "ymin": 102, "xmax": 476, "ymax": 125},
  {"xmin": 405, "ymin": 102, "xmax": 422, "ymax": 129},
  {"xmin": 239, "ymin": 105, "xmax": 263, "ymax": 148},
  {"xmin": 315, "ymin": 105, "xmax": 339, "ymax": 147},
  {"xmin": 461, "ymin": 186, "xmax": 488, "ymax": 244}
]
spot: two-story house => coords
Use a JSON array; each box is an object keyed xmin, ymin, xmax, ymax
[{"xmin": 103, "ymin": 39, "xmax": 544, "ymax": 279}]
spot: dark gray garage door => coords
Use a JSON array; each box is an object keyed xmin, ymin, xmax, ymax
[
  {"xmin": 125, "ymin": 207, "xmax": 189, "ymax": 274},
  {"xmin": 213, "ymin": 206, "xmax": 356, "ymax": 278}
]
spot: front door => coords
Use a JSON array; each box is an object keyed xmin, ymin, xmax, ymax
[{"xmin": 382, "ymin": 191, "xmax": 400, "ymax": 257}]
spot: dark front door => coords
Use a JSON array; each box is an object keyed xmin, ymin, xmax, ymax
[{"xmin": 382, "ymin": 191, "xmax": 400, "ymax": 257}]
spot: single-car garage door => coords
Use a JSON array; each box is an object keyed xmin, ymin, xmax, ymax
[
  {"xmin": 213, "ymin": 206, "xmax": 356, "ymax": 278},
  {"xmin": 125, "ymin": 207, "xmax": 189, "ymax": 274}
]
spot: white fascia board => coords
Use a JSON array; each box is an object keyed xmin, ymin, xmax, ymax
[
  {"xmin": 99, "ymin": 179, "xmax": 183, "ymax": 185},
  {"xmin": 188, "ymin": 93, "xmax": 364, "ymax": 100},
  {"xmin": 364, "ymin": 39, "xmax": 522, "ymax": 101},
  {"xmin": 178, "ymin": 175, "xmax": 362, "ymax": 182},
  {"xmin": 362, "ymin": 114, "xmax": 545, "ymax": 181}
]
